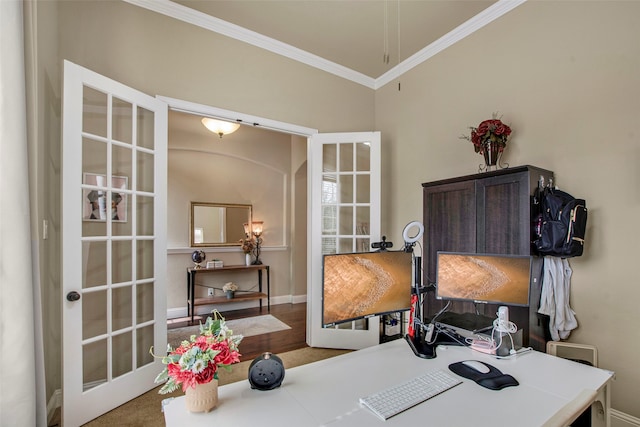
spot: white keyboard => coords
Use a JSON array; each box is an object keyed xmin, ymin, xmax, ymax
[{"xmin": 359, "ymin": 369, "xmax": 462, "ymax": 421}]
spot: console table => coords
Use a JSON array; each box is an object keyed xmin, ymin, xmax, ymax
[
  {"xmin": 186, "ymin": 264, "xmax": 270, "ymax": 322},
  {"xmin": 164, "ymin": 339, "xmax": 613, "ymax": 427}
]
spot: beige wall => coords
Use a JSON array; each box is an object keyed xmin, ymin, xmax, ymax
[
  {"xmin": 376, "ymin": 1, "xmax": 640, "ymax": 417},
  {"xmin": 31, "ymin": 0, "xmax": 639, "ymax": 418}
]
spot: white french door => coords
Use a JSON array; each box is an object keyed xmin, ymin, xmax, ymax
[
  {"xmin": 62, "ymin": 61, "xmax": 167, "ymax": 426},
  {"xmin": 307, "ymin": 132, "xmax": 381, "ymax": 349}
]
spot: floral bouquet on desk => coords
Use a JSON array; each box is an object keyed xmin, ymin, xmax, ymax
[{"xmin": 152, "ymin": 310, "xmax": 243, "ymax": 394}]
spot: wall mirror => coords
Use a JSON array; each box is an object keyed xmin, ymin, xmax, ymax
[{"xmin": 190, "ymin": 202, "xmax": 252, "ymax": 247}]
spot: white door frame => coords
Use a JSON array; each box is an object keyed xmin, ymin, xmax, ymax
[
  {"xmin": 157, "ymin": 97, "xmax": 318, "ymax": 137},
  {"xmin": 158, "ymin": 97, "xmax": 382, "ymax": 350}
]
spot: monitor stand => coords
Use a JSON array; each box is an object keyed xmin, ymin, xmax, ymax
[
  {"xmin": 405, "ymin": 334, "xmax": 436, "ymax": 359},
  {"xmin": 405, "ymin": 326, "xmax": 467, "ymax": 359}
]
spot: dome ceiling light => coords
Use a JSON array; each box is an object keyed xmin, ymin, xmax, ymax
[{"xmin": 201, "ymin": 117, "xmax": 241, "ymax": 138}]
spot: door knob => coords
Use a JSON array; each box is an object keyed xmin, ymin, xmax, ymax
[{"xmin": 66, "ymin": 291, "xmax": 81, "ymax": 302}]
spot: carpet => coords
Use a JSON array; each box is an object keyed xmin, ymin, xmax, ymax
[
  {"xmin": 168, "ymin": 314, "xmax": 291, "ymax": 349},
  {"xmin": 80, "ymin": 346, "xmax": 352, "ymax": 427}
]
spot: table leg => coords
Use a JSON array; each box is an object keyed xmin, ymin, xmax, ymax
[
  {"xmin": 186, "ymin": 270, "xmax": 190, "ymax": 321},
  {"xmin": 258, "ymin": 270, "xmax": 263, "ymax": 311},
  {"xmin": 189, "ymin": 271, "xmax": 196, "ymax": 323},
  {"xmin": 266, "ymin": 266, "xmax": 270, "ymax": 311}
]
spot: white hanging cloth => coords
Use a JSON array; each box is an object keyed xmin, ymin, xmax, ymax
[{"xmin": 538, "ymin": 256, "xmax": 578, "ymax": 341}]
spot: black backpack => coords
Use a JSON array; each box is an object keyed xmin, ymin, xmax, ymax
[{"xmin": 532, "ymin": 187, "xmax": 587, "ymax": 258}]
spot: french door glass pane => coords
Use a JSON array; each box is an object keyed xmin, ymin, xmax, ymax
[
  {"xmin": 82, "ymin": 191, "xmax": 107, "ymax": 237},
  {"xmin": 82, "ymin": 138, "xmax": 107, "ymax": 177},
  {"xmin": 356, "ymin": 207, "xmax": 370, "ymax": 235},
  {"xmin": 112, "ymin": 197, "xmax": 132, "ymax": 236},
  {"xmin": 339, "ymin": 175, "xmax": 353, "ymax": 203},
  {"xmin": 339, "ymin": 143, "xmax": 353, "ymax": 171},
  {"xmin": 356, "ymin": 175, "xmax": 370, "ymax": 203},
  {"xmin": 322, "ymin": 237, "xmax": 336, "ymax": 255},
  {"xmin": 112, "ymin": 285, "xmax": 133, "ymax": 331},
  {"xmin": 137, "ymin": 107, "xmax": 155, "ymax": 150},
  {"xmin": 321, "ymin": 205, "xmax": 336, "ymax": 235},
  {"xmin": 322, "ymin": 175, "xmax": 337, "ymax": 203},
  {"xmin": 356, "ymin": 238, "xmax": 370, "ymax": 252},
  {"xmin": 82, "ymin": 86, "xmax": 107, "ymax": 137},
  {"xmin": 136, "ymin": 240, "xmax": 154, "ymax": 280},
  {"xmin": 83, "ymin": 340, "xmax": 107, "ymax": 391},
  {"xmin": 337, "ymin": 238, "xmax": 353, "ymax": 253},
  {"xmin": 136, "ymin": 282, "xmax": 154, "ymax": 323},
  {"xmin": 336, "ymin": 318, "xmax": 367, "ymax": 330},
  {"xmin": 137, "ymin": 151, "xmax": 155, "ymax": 193},
  {"xmin": 112, "ymin": 331, "xmax": 133, "ymax": 379},
  {"xmin": 355, "ymin": 142, "xmax": 370, "ymax": 172},
  {"xmin": 82, "ymin": 241, "xmax": 107, "ymax": 288},
  {"xmin": 112, "ymin": 240, "xmax": 132, "ymax": 284},
  {"xmin": 338, "ymin": 206, "xmax": 353, "ymax": 235},
  {"xmin": 136, "ymin": 325, "xmax": 155, "ymax": 367},
  {"xmin": 137, "ymin": 195, "xmax": 154, "ymax": 236},
  {"xmin": 112, "ymin": 97, "xmax": 132, "ymax": 144},
  {"xmin": 82, "ymin": 290, "xmax": 107, "ymax": 340},
  {"xmin": 112, "ymin": 145, "xmax": 133, "ymax": 180},
  {"xmin": 323, "ymin": 144, "xmax": 336, "ymax": 172}
]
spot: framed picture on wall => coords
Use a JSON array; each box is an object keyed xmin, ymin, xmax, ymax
[{"xmin": 82, "ymin": 173, "xmax": 128, "ymax": 222}]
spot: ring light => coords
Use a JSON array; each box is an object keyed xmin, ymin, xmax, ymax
[{"xmin": 402, "ymin": 221, "xmax": 424, "ymax": 244}]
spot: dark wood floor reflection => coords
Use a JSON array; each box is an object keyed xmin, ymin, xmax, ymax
[{"xmin": 168, "ymin": 302, "xmax": 308, "ymax": 361}]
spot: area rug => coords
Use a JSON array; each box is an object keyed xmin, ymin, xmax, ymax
[{"xmin": 168, "ymin": 314, "xmax": 291, "ymax": 348}]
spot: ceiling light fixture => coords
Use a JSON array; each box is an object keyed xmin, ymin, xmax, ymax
[
  {"xmin": 382, "ymin": 0, "xmax": 400, "ymax": 66},
  {"xmin": 201, "ymin": 117, "xmax": 241, "ymax": 138},
  {"xmin": 383, "ymin": 0, "xmax": 389, "ymax": 64}
]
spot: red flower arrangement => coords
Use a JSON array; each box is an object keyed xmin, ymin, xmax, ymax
[
  {"xmin": 153, "ymin": 310, "xmax": 242, "ymax": 394},
  {"xmin": 461, "ymin": 113, "xmax": 512, "ymax": 155}
]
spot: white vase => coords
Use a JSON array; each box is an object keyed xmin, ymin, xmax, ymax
[
  {"xmin": 184, "ymin": 379, "xmax": 218, "ymax": 413},
  {"xmin": 245, "ymin": 253, "xmax": 252, "ymax": 266}
]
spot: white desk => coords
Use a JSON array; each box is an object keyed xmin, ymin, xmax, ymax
[{"xmin": 164, "ymin": 339, "xmax": 613, "ymax": 427}]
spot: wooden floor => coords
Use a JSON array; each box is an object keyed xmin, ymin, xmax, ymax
[{"xmin": 168, "ymin": 302, "xmax": 308, "ymax": 361}]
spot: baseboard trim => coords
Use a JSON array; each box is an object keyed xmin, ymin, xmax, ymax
[
  {"xmin": 47, "ymin": 388, "xmax": 62, "ymax": 423},
  {"xmin": 291, "ymin": 294, "xmax": 307, "ymax": 304},
  {"xmin": 612, "ymin": 409, "xmax": 640, "ymax": 427}
]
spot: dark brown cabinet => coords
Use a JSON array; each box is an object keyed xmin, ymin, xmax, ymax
[{"xmin": 422, "ymin": 165, "xmax": 553, "ymax": 351}]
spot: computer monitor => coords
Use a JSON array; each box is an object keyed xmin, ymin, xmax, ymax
[
  {"xmin": 435, "ymin": 252, "xmax": 532, "ymax": 307},
  {"xmin": 322, "ymin": 251, "xmax": 413, "ymax": 327}
]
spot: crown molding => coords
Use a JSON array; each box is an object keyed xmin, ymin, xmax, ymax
[
  {"xmin": 124, "ymin": 0, "xmax": 377, "ymax": 89},
  {"xmin": 375, "ymin": 0, "xmax": 527, "ymax": 89},
  {"xmin": 124, "ymin": 0, "xmax": 526, "ymax": 91}
]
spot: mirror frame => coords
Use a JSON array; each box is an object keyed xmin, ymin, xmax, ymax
[{"xmin": 190, "ymin": 202, "xmax": 252, "ymax": 247}]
